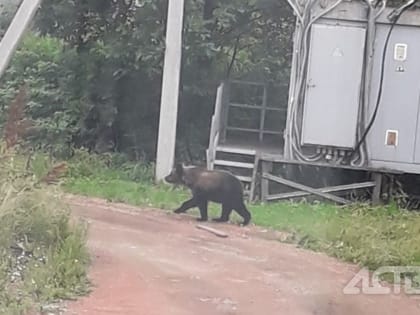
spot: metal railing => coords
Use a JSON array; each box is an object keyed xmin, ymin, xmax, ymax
[{"xmin": 206, "ymin": 82, "xmax": 225, "ymax": 169}]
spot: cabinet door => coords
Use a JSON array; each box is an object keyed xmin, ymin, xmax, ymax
[{"xmin": 301, "ymin": 23, "xmax": 366, "ymax": 148}]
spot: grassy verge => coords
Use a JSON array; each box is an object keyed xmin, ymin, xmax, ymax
[
  {"xmin": 0, "ymin": 152, "xmax": 90, "ymax": 315},
  {"xmin": 64, "ymin": 151, "xmax": 420, "ymax": 273}
]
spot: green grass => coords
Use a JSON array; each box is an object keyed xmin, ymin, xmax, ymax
[
  {"xmin": 67, "ymin": 177, "xmax": 189, "ymax": 209},
  {"xmin": 65, "ymin": 173, "xmax": 420, "ymax": 271},
  {"xmin": 64, "ymin": 151, "xmax": 420, "ymax": 275}
]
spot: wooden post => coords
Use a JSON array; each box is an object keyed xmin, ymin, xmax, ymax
[
  {"xmin": 155, "ymin": 0, "xmax": 185, "ymax": 182},
  {"xmin": 261, "ymin": 161, "xmax": 273, "ymax": 202},
  {"xmin": 372, "ymin": 172, "xmax": 383, "ymax": 205},
  {"xmin": 0, "ymin": 0, "xmax": 42, "ymax": 79},
  {"xmin": 249, "ymin": 154, "xmax": 260, "ymax": 203}
]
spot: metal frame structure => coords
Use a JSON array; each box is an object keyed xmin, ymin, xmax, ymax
[
  {"xmin": 224, "ymin": 80, "xmax": 285, "ymax": 143},
  {"xmin": 206, "ymin": 79, "xmax": 287, "ymax": 202}
]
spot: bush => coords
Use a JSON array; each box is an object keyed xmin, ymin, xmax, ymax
[
  {"xmin": 0, "ymin": 149, "xmax": 90, "ymax": 314},
  {"xmin": 0, "ymin": 33, "xmax": 84, "ymax": 158},
  {"xmin": 67, "ymin": 148, "xmax": 154, "ymax": 183}
]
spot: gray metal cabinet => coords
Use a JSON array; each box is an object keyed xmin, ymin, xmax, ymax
[
  {"xmin": 301, "ymin": 23, "xmax": 366, "ymax": 149},
  {"xmin": 367, "ymin": 25, "xmax": 420, "ymax": 167}
]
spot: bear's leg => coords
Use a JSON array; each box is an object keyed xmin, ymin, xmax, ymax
[
  {"xmin": 197, "ymin": 199, "xmax": 209, "ymax": 222},
  {"xmin": 174, "ymin": 197, "xmax": 197, "ymax": 214},
  {"xmin": 235, "ymin": 201, "xmax": 251, "ymax": 226},
  {"xmin": 212, "ymin": 204, "xmax": 233, "ymax": 223}
]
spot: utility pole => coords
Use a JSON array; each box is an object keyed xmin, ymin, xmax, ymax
[
  {"xmin": 155, "ymin": 0, "xmax": 185, "ymax": 182},
  {"xmin": 0, "ymin": 0, "xmax": 42, "ymax": 79}
]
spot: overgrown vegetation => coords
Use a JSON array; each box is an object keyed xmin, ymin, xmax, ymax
[
  {"xmin": 65, "ymin": 154, "xmax": 420, "ymax": 273},
  {"xmin": 0, "ymin": 87, "xmax": 90, "ymax": 314},
  {"xmin": 0, "ymin": 151, "xmax": 90, "ymax": 315}
]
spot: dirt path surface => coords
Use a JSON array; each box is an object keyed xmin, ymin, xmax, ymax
[{"xmin": 65, "ymin": 196, "xmax": 420, "ymax": 315}]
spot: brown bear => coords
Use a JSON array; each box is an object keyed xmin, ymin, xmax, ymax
[{"xmin": 164, "ymin": 164, "xmax": 251, "ymax": 225}]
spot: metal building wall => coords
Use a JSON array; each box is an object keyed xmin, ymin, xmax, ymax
[
  {"xmin": 287, "ymin": 0, "xmax": 420, "ymax": 174},
  {"xmin": 368, "ymin": 23, "xmax": 420, "ymax": 173}
]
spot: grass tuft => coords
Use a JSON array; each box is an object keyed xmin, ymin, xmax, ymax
[{"xmin": 0, "ymin": 151, "xmax": 90, "ymax": 315}]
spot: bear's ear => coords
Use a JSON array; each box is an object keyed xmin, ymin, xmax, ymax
[{"xmin": 175, "ymin": 163, "xmax": 183, "ymax": 176}]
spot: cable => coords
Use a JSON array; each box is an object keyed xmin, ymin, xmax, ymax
[
  {"xmin": 287, "ymin": 0, "xmax": 304, "ymax": 23},
  {"xmin": 376, "ymin": 0, "xmax": 387, "ymax": 18},
  {"xmin": 350, "ymin": 0, "xmax": 417, "ymax": 159},
  {"xmin": 350, "ymin": 0, "xmax": 377, "ymax": 167}
]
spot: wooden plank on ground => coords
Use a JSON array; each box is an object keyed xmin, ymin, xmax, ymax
[
  {"xmin": 262, "ymin": 173, "xmax": 350, "ymax": 205},
  {"xmin": 266, "ymin": 181, "xmax": 376, "ymax": 201},
  {"xmin": 196, "ymin": 225, "xmax": 228, "ymax": 238}
]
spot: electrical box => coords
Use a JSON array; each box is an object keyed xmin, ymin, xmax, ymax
[
  {"xmin": 301, "ymin": 23, "xmax": 366, "ymax": 149},
  {"xmin": 284, "ymin": 1, "xmax": 420, "ymax": 175},
  {"xmin": 367, "ymin": 24, "xmax": 420, "ymax": 172}
]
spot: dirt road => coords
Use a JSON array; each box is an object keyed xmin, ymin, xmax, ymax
[{"xmin": 65, "ymin": 196, "xmax": 420, "ymax": 315}]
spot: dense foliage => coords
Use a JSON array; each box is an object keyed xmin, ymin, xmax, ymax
[{"xmin": 0, "ymin": 0, "xmax": 294, "ymax": 161}]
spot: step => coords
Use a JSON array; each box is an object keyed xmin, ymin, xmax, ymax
[
  {"xmin": 214, "ymin": 160, "xmax": 254, "ymax": 169},
  {"xmin": 235, "ymin": 175, "xmax": 252, "ymax": 183},
  {"xmin": 216, "ymin": 145, "xmax": 256, "ymax": 156}
]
